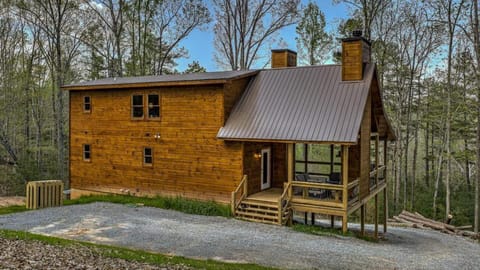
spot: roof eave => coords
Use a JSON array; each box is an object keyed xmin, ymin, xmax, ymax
[
  {"xmin": 216, "ymin": 136, "xmax": 358, "ymax": 145},
  {"xmin": 62, "ymin": 70, "xmax": 260, "ymax": 91},
  {"xmin": 61, "ymin": 79, "xmax": 230, "ymax": 91}
]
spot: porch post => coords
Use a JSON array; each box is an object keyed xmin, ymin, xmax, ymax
[
  {"xmin": 375, "ymin": 193, "xmax": 378, "ymax": 239},
  {"xmin": 342, "ymin": 145, "xmax": 349, "ymax": 233},
  {"xmin": 287, "ymin": 143, "xmax": 294, "ymax": 226},
  {"xmin": 287, "ymin": 143, "xmax": 294, "ymax": 199},
  {"xmin": 384, "ymin": 187, "xmax": 388, "ymax": 233},
  {"xmin": 375, "ymin": 134, "xmax": 379, "ymax": 186},
  {"xmin": 360, "ymin": 204, "xmax": 365, "ymax": 236},
  {"xmin": 287, "ymin": 143, "xmax": 294, "ymax": 184}
]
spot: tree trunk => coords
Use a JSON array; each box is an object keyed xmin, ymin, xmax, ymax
[
  {"xmin": 473, "ymin": 0, "xmax": 479, "ymax": 235},
  {"xmin": 433, "ymin": 147, "xmax": 443, "ymax": 219}
]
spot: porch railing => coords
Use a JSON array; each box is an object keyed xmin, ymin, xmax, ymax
[
  {"xmin": 347, "ymin": 178, "xmax": 360, "ymax": 205},
  {"xmin": 289, "ymin": 177, "xmax": 361, "ymax": 210},
  {"xmin": 290, "ymin": 181, "xmax": 344, "ymax": 208},
  {"xmin": 278, "ymin": 182, "xmax": 292, "ymax": 225},
  {"xmin": 231, "ymin": 175, "xmax": 248, "ymax": 215},
  {"xmin": 370, "ymin": 165, "xmax": 385, "ymax": 190}
]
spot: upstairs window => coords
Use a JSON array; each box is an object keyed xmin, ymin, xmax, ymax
[
  {"xmin": 83, "ymin": 144, "xmax": 91, "ymax": 161},
  {"xmin": 83, "ymin": 96, "xmax": 91, "ymax": 113},
  {"xmin": 143, "ymin": 147, "xmax": 153, "ymax": 166},
  {"xmin": 132, "ymin": 94, "xmax": 144, "ymax": 119},
  {"xmin": 147, "ymin": 94, "xmax": 160, "ymax": 119}
]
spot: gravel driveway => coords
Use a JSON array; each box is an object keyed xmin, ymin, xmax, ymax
[{"xmin": 0, "ymin": 202, "xmax": 478, "ymax": 270}]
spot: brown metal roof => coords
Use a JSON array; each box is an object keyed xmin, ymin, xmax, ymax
[
  {"xmin": 217, "ymin": 64, "xmax": 376, "ymax": 143},
  {"xmin": 62, "ymin": 70, "xmax": 257, "ymax": 90}
]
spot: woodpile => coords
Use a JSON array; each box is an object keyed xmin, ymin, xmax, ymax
[{"xmin": 389, "ymin": 210, "xmax": 479, "ymax": 240}]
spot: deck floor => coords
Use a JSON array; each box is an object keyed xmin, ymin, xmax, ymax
[{"xmin": 247, "ymin": 188, "xmax": 283, "ymax": 203}]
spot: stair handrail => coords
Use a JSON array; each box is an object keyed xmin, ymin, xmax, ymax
[
  {"xmin": 278, "ymin": 181, "xmax": 292, "ymax": 225},
  {"xmin": 231, "ymin": 175, "xmax": 248, "ymax": 216}
]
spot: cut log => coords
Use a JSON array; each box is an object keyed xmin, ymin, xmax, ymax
[
  {"xmin": 394, "ymin": 210, "xmax": 479, "ymax": 239},
  {"xmin": 398, "ymin": 213, "xmax": 451, "ymax": 232},
  {"xmin": 393, "ymin": 216, "xmax": 422, "ymax": 228},
  {"xmin": 400, "ymin": 211, "xmax": 457, "ymax": 232}
]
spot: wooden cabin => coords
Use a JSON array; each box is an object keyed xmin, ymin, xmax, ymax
[{"xmin": 63, "ymin": 32, "xmax": 395, "ymax": 235}]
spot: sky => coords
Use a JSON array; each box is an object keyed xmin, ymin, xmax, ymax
[{"xmin": 176, "ymin": 1, "xmax": 350, "ymax": 72}]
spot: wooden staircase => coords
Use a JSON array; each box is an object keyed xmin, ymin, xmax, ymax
[
  {"xmin": 231, "ymin": 176, "xmax": 292, "ymax": 226},
  {"xmin": 235, "ymin": 197, "xmax": 290, "ymax": 225}
]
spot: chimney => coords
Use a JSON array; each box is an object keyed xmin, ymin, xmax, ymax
[
  {"xmin": 271, "ymin": 49, "xmax": 297, "ymax": 68},
  {"xmin": 341, "ymin": 30, "xmax": 371, "ymax": 81}
]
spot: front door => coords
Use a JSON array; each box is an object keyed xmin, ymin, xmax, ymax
[{"xmin": 261, "ymin": 148, "xmax": 271, "ymax": 190}]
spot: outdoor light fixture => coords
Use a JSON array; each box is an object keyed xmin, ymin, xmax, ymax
[{"xmin": 253, "ymin": 152, "xmax": 262, "ymax": 159}]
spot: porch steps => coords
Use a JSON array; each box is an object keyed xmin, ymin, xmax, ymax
[{"xmin": 235, "ymin": 198, "xmax": 290, "ymax": 225}]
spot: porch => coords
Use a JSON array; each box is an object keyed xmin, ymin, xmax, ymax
[{"xmin": 232, "ymin": 134, "xmax": 389, "ymax": 236}]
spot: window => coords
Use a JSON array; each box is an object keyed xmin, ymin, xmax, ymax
[
  {"xmin": 143, "ymin": 147, "xmax": 153, "ymax": 166},
  {"xmin": 147, "ymin": 94, "xmax": 160, "ymax": 119},
  {"xmin": 132, "ymin": 94, "xmax": 161, "ymax": 120},
  {"xmin": 83, "ymin": 144, "xmax": 91, "ymax": 161},
  {"xmin": 294, "ymin": 144, "xmax": 342, "ymax": 177},
  {"xmin": 132, "ymin": 95, "xmax": 144, "ymax": 119},
  {"xmin": 83, "ymin": 96, "xmax": 91, "ymax": 113}
]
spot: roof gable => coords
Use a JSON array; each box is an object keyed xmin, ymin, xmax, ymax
[{"xmin": 217, "ymin": 64, "xmax": 376, "ymax": 143}]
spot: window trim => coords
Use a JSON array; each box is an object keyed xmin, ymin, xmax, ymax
[
  {"xmin": 83, "ymin": 144, "xmax": 91, "ymax": 162},
  {"xmin": 143, "ymin": 147, "xmax": 153, "ymax": 167},
  {"xmin": 146, "ymin": 93, "xmax": 160, "ymax": 120},
  {"xmin": 83, "ymin": 96, "xmax": 91, "ymax": 113},
  {"xmin": 131, "ymin": 94, "xmax": 145, "ymax": 120}
]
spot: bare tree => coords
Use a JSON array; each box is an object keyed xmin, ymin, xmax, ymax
[
  {"xmin": 151, "ymin": 0, "xmax": 210, "ymax": 75},
  {"xmin": 430, "ymin": 0, "xmax": 466, "ymax": 220},
  {"xmin": 83, "ymin": 0, "xmax": 126, "ymax": 77},
  {"xmin": 18, "ymin": 0, "xmax": 87, "ymax": 181},
  {"xmin": 212, "ymin": 0, "xmax": 299, "ymax": 70},
  {"xmin": 335, "ymin": 0, "xmax": 391, "ymax": 41},
  {"xmin": 296, "ymin": 1, "xmax": 332, "ymax": 65}
]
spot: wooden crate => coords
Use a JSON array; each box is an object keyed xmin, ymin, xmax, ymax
[{"xmin": 26, "ymin": 180, "xmax": 64, "ymax": 209}]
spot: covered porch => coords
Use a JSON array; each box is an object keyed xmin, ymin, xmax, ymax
[{"xmin": 231, "ymin": 137, "xmax": 389, "ymax": 237}]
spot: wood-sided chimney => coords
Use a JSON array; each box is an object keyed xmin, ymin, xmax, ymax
[
  {"xmin": 341, "ymin": 30, "xmax": 371, "ymax": 81},
  {"xmin": 271, "ymin": 49, "xmax": 297, "ymax": 68}
]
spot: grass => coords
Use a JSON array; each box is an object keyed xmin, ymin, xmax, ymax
[
  {"xmin": 0, "ymin": 194, "xmax": 232, "ymax": 217},
  {"xmin": 0, "ymin": 205, "xmax": 30, "ymax": 215},
  {"xmin": 292, "ymin": 224, "xmax": 379, "ymax": 242},
  {"xmin": 0, "ymin": 229, "xmax": 275, "ymax": 270},
  {"xmin": 64, "ymin": 194, "xmax": 232, "ymax": 217}
]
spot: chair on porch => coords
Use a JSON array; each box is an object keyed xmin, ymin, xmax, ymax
[
  {"xmin": 306, "ymin": 175, "xmax": 328, "ymax": 199},
  {"xmin": 293, "ymin": 174, "xmax": 308, "ymax": 196},
  {"xmin": 324, "ymin": 172, "xmax": 341, "ymax": 200},
  {"xmin": 327, "ymin": 172, "xmax": 341, "ymax": 185}
]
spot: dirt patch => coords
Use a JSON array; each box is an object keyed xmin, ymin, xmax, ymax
[{"xmin": 0, "ymin": 197, "xmax": 25, "ymax": 207}]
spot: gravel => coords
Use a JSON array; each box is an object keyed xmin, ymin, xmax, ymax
[
  {"xmin": 0, "ymin": 236, "xmax": 191, "ymax": 269},
  {"xmin": 0, "ymin": 202, "xmax": 479, "ymax": 270}
]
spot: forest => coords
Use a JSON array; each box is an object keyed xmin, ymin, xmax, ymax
[{"xmin": 0, "ymin": 0, "xmax": 479, "ymax": 234}]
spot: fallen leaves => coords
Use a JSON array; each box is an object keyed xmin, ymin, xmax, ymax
[{"xmin": 0, "ymin": 236, "xmax": 192, "ymax": 270}]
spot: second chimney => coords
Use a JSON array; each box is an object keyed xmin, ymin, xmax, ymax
[
  {"xmin": 271, "ymin": 49, "xmax": 297, "ymax": 68},
  {"xmin": 341, "ymin": 31, "xmax": 371, "ymax": 81}
]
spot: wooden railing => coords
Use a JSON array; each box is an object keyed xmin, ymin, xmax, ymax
[
  {"xmin": 278, "ymin": 182, "xmax": 292, "ymax": 225},
  {"xmin": 370, "ymin": 165, "xmax": 385, "ymax": 190},
  {"xmin": 347, "ymin": 178, "xmax": 360, "ymax": 204},
  {"xmin": 231, "ymin": 175, "xmax": 248, "ymax": 215},
  {"xmin": 290, "ymin": 181, "xmax": 344, "ymax": 209}
]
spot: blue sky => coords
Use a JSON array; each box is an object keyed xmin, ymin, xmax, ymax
[{"xmin": 176, "ymin": 1, "xmax": 350, "ymax": 71}]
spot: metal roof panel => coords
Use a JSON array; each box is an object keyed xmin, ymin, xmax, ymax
[{"xmin": 217, "ymin": 64, "xmax": 375, "ymax": 143}]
